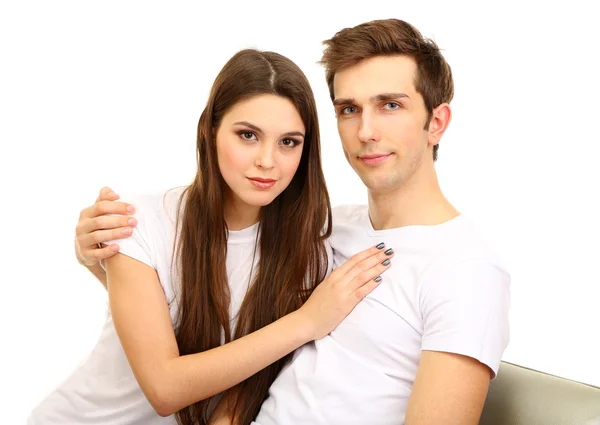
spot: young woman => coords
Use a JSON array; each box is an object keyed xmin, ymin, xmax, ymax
[{"xmin": 28, "ymin": 49, "xmax": 394, "ymax": 425}]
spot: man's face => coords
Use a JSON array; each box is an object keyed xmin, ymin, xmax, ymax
[{"xmin": 333, "ymin": 55, "xmax": 439, "ymax": 194}]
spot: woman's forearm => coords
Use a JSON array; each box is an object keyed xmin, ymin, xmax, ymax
[{"xmin": 152, "ymin": 310, "xmax": 312, "ymax": 416}]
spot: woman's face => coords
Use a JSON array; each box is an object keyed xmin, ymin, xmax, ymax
[{"xmin": 216, "ymin": 94, "xmax": 306, "ymax": 212}]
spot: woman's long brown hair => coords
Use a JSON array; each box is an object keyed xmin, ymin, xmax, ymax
[{"xmin": 173, "ymin": 49, "xmax": 332, "ymax": 425}]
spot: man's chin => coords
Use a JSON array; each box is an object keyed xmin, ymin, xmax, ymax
[{"xmin": 359, "ymin": 173, "xmax": 403, "ymax": 194}]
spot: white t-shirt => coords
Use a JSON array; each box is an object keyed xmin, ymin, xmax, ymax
[
  {"xmin": 254, "ymin": 204, "xmax": 511, "ymax": 425},
  {"xmin": 28, "ymin": 187, "xmax": 262, "ymax": 425}
]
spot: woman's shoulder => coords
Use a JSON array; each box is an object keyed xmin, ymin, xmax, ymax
[{"xmin": 118, "ymin": 186, "xmax": 188, "ymax": 223}]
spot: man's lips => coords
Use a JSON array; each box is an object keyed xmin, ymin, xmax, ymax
[{"xmin": 358, "ymin": 153, "xmax": 393, "ymax": 166}]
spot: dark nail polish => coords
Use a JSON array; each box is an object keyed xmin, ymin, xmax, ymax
[
  {"xmin": 384, "ymin": 248, "xmax": 393, "ymax": 255},
  {"xmin": 376, "ymin": 242, "xmax": 385, "ymax": 249},
  {"xmin": 381, "ymin": 259, "xmax": 391, "ymax": 266},
  {"xmin": 374, "ymin": 276, "xmax": 382, "ymax": 282}
]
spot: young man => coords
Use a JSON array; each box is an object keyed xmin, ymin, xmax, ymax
[
  {"xmin": 250, "ymin": 19, "xmax": 509, "ymax": 425},
  {"xmin": 74, "ymin": 19, "xmax": 510, "ymax": 425}
]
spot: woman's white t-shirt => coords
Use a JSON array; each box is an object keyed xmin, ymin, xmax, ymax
[{"xmin": 28, "ymin": 187, "xmax": 266, "ymax": 425}]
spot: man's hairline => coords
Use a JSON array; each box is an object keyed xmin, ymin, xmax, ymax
[{"xmin": 327, "ymin": 53, "xmax": 422, "ymax": 105}]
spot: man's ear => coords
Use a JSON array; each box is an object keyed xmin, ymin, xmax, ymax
[{"xmin": 427, "ymin": 103, "xmax": 452, "ymax": 148}]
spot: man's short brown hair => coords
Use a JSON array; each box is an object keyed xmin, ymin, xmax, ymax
[{"xmin": 320, "ymin": 19, "xmax": 454, "ymax": 161}]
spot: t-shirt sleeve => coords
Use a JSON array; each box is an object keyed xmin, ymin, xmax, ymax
[
  {"xmin": 99, "ymin": 193, "xmax": 157, "ymax": 271},
  {"xmin": 420, "ymin": 258, "xmax": 510, "ymax": 378}
]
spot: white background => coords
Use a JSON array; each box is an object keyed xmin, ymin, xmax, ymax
[{"xmin": 2, "ymin": 0, "xmax": 599, "ymax": 422}]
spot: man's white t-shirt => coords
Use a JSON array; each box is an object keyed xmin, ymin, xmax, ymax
[
  {"xmin": 28, "ymin": 187, "xmax": 263, "ymax": 425},
  {"xmin": 254, "ymin": 204, "xmax": 511, "ymax": 425}
]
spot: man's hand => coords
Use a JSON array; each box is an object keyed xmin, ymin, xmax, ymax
[
  {"xmin": 405, "ymin": 351, "xmax": 491, "ymax": 425},
  {"xmin": 75, "ymin": 187, "xmax": 136, "ymax": 267}
]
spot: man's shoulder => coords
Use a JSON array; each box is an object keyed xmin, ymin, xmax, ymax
[
  {"xmin": 442, "ymin": 216, "xmax": 509, "ymax": 270},
  {"xmin": 413, "ymin": 217, "xmax": 510, "ymax": 292},
  {"xmin": 331, "ymin": 204, "xmax": 368, "ymax": 225}
]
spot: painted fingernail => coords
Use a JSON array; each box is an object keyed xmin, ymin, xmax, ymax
[
  {"xmin": 122, "ymin": 228, "xmax": 133, "ymax": 236},
  {"xmin": 381, "ymin": 259, "xmax": 391, "ymax": 266},
  {"xmin": 374, "ymin": 276, "xmax": 382, "ymax": 282},
  {"xmin": 127, "ymin": 205, "xmax": 135, "ymax": 213},
  {"xmin": 128, "ymin": 218, "xmax": 137, "ymax": 226},
  {"xmin": 110, "ymin": 245, "xmax": 119, "ymax": 252},
  {"xmin": 376, "ymin": 242, "xmax": 385, "ymax": 249},
  {"xmin": 384, "ymin": 248, "xmax": 393, "ymax": 255}
]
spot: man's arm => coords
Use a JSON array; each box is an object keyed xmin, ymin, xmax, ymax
[
  {"xmin": 405, "ymin": 351, "xmax": 490, "ymax": 425},
  {"xmin": 80, "ymin": 262, "xmax": 110, "ymax": 287},
  {"xmin": 410, "ymin": 258, "xmax": 511, "ymax": 424}
]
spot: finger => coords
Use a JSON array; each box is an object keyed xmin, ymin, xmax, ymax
[
  {"xmin": 351, "ymin": 275, "xmax": 384, "ymax": 303},
  {"xmin": 76, "ymin": 215, "xmax": 137, "ymax": 236},
  {"xmin": 101, "ymin": 190, "xmax": 120, "ymax": 201},
  {"xmin": 90, "ymin": 200, "xmax": 135, "ymax": 218},
  {"xmin": 345, "ymin": 250, "xmax": 394, "ymax": 292},
  {"xmin": 79, "ymin": 200, "xmax": 134, "ymax": 220},
  {"xmin": 85, "ymin": 243, "xmax": 121, "ymax": 261},
  {"xmin": 96, "ymin": 187, "xmax": 118, "ymax": 203},
  {"xmin": 79, "ymin": 227, "xmax": 134, "ymax": 247},
  {"xmin": 332, "ymin": 242, "xmax": 387, "ymax": 277}
]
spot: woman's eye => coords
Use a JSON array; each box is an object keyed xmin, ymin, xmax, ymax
[
  {"xmin": 240, "ymin": 131, "xmax": 257, "ymax": 141},
  {"xmin": 280, "ymin": 139, "xmax": 299, "ymax": 147}
]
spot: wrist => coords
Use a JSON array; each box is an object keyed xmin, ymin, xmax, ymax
[
  {"xmin": 75, "ymin": 242, "xmax": 99, "ymax": 269},
  {"xmin": 77, "ymin": 255, "xmax": 97, "ymax": 268},
  {"xmin": 83, "ymin": 260, "xmax": 105, "ymax": 275},
  {"xmin": 287, "ymin": 308, "xmax": 316, "ymax": 344}
]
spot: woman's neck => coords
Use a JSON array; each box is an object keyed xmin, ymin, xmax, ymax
[{"xmin": 223, "ymin": 193, "xmax": 261, "ymax": 231}]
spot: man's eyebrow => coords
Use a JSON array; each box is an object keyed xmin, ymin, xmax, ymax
[
  {"xmin": 333, "ymin": 92, "xmax": 410, "ymax": 107},
  {"xmin": 332, "ymin": 97, "xmax": 354, "ymax": 107},
  {"xmin": 371, "ymin": 92, "xmax": 410, "ymax": 102},
  {"xmin": 233, "ymin": 121, "xmax": 304, "ymax": 138}
]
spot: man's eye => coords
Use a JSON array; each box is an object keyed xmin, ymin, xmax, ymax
[{"xmin": 384, "ymin": 102, "xmax": 400, "ymax": 110}]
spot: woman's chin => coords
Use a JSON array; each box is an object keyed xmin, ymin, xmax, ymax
[{"xmin": 240, "ymin": 192, "xmax": 280, "ymax": 208}]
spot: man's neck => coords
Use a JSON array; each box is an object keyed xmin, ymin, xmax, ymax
[{"xmin": 367, "ymin": 165, "xmax": 460, "ymax": 230}]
